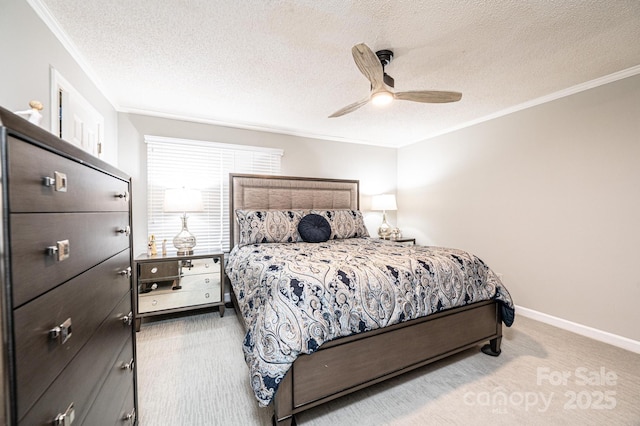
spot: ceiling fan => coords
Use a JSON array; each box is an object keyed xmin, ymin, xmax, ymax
[{"xmin": 329, "ymin": 43, "xmax": 462, "ymax": 118}]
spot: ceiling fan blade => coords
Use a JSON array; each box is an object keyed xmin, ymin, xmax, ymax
[
  {"xmin": 394, "ymin": 90, "xmax": 462, "ymax": 103},
  {"xmin": 351, "ymin": 43, "xmax": 385, "ymax": 91},
  {"xmin": 329, "ymin": 97, "xmax": 370, "ymax": 118}
]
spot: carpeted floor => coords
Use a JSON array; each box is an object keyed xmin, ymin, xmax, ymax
[{"xmin": 135, "ymin": 309, "xmax": 640, "ymax": 425}]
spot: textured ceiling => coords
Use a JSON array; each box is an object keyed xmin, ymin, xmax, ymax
[{"xmin": 35, "ymin": 0, "xmax": 640, "ymax": 147}]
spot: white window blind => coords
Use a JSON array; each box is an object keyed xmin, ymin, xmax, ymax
[{"xmin": 145, "ymin": 135, "xmax": 282, "ymax": 252}]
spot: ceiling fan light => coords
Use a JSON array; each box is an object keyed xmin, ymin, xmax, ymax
[{"xmin": 371, "ymin": 91, "xmax": 394, "ymax": 106}]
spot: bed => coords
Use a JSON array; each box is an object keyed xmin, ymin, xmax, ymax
[{"xmin": 225, "ymin": 173, "xmax": 514, "ymax": 425}]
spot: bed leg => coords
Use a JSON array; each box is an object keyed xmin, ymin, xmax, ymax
[
  {"xmin": 273, "ymin": 370, "xmax": 295, "ymax": 426},
  {"xmin": 481, "ymin": 336, "xmax": 502, "ymax": 357},
  {"xmin": 272, "ymin": 414, "xmax": 296, "ymax": 426}
]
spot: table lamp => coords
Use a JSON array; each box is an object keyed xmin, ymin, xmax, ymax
[{"xmin": 371, "ymin": 194, "xmax": 397, "ymax": 239}]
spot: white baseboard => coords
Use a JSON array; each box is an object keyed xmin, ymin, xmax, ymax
[{"xmin": 515, "ymin": 305, "xmax": 640, "ymax": 354}]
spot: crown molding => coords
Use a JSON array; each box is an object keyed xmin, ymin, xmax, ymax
[
  {"xmin": 120, "ymin": 106, "xmax": 394, "ymax": 148},
  {"xmin": 406, "ymin": 64, "xmax": 640, "ymax": 147}
]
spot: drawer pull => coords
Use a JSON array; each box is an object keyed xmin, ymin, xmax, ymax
[
  {"xmin": 42, "ymin": 171, "xmax": 68, "ymax": 192},
  {"xmin": 122, "ymin": 408, "xmax": 136, "ymax": 424},
  {"xmin": 49, "ymin": 318, "xmax": 73, "ymax": 345},
  {"xmin": 119, "ymin": 267, "xmax": 132, "ymax": 278},
  {"xmin": 116, "ymin": 225, "xmax": 131, "ymax": 236},
  {"xmin": 53, "ymin": 402, "xmax": 75, "ymax": 425},
  {"xmin": 46, "ymin": 240, "xmax": 70, "ymax": 262},
  {"xmin": 121, "ymin": 311, "xmax": 133, "ymax": 326},
  {"xmin": 121, "ymin": 358, "xmax": 135, "ymax": 371},
  {"xmin": 115, "ymin": 191, "xmax": 130, "ymax": 201}
]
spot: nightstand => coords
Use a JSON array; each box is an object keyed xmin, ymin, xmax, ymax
[
  {"xmin": 380, "ymin": 237, "xmax": 416, "ymax": 245},
  {"xmin": 134, "ymin": 251, "xmax": 225, "ymax": 331},
  {"xmin": 391, "ymin": 237, "xmax": 416, "ymax": 245}
]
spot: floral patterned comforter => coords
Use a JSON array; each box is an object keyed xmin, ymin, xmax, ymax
[{"xmin": 225, "ymin": 238, "xmax": 515, "ymax": 406}]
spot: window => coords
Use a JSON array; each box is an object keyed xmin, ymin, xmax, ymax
[{"xmin": 145, "ymin": 135, "xmax": 282, "ymax": 252}]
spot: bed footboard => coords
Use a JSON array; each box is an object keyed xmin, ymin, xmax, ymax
[{"xmin": 273, "ymin": 300, "xmax": 502, "ymax": 425}]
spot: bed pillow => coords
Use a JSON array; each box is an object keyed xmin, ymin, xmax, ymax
[
  {"xmin": 298, "ymin": 214, "xmax": 331, "ymax": 243},
  {"xmin": 310, "ymin": 209, "xmax": 369, "ymax": 239},
  {"xmin": 235, "ymin": 209, "xmax": 305, "ymax": 245}
]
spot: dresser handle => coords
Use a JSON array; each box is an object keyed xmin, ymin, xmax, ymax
[
  {"xmin": 49, "ymin": 318, "xmax": 73, "ymax": 345},
  {"xmin": 122, "ymin": 408, "xmax": 136, "ymax": 424},
  {"xmin": 121, "ymin": 312, "xmax": 133, "ymax": 326},
  {"xmin": 116, "ymin": 226, "xmax": 131, "ymax": 236},
  {"xmin": 46, "ymin": 240, "xmax": 70, "ymax": 262},
  {"xmin": 115, "ymin": 191, "xmax": 129, "ymax": 202},
  {"xmin": 121, "ymin": 358, "xmax": 135, "ymax": 371},
  {"xmin": 53, "ymin": 402, "xmax": 75, "ymax": 425},
  {"xmin": 42, "ymin": 171, "xmax": 68, "ymax": 192},
  {"xmin": 119, "ymin": 267, "xmax": 132, "ymax": 278}
]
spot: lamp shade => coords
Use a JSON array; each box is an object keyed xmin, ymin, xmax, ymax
[
  {"xmin": 163, "ymin": 188, "xmax": 204, "ymax": 213},
  {"xmin": 371, "ymin": 194, "xmax": 397, "ymax": 211}
]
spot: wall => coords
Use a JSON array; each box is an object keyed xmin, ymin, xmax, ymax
[
  {"xmin": 398, "ymin": 74, "xmax": 640, "ymax": 341},
  {"xmin": 118, "ymin": 113, "xmax": 397, "ymax": 254},
  {"xmin": 0, "ymin": 0, "xmax": 118, "ymax": 165}
]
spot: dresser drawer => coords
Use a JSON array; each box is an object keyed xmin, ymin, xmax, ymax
[
  {"xmin": 116, "ymin": 382, "xmax": 136, "ymax": 426},
  {"xmin": 11, "ymin": 212, "xmax": 130, "ymax": 306},
  {"xmin": 7, "ymin": 136, "xmax": 130, "ymax": 213},
  {"xmin": 83, "ymin": 342, "xmax": 136, "ymax": 426},
  {"xmin": 13, "ymin": 250, "xmax": 131, "ymax": 419},
  {"xmin": 18, "ymin": 292, "xmax": 134, "ymax": 425},
  {"xmin": 138, "ymin": 260, "xmax": 180, "ymax": 281}
]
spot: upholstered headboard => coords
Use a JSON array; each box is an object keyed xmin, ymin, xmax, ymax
[{"xmin": 229, "ymin": 174, "xmax": 360, "ymax": 248}]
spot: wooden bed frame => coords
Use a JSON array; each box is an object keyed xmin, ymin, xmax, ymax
[{"xmin": 228, "ymin": 173, "xmax": 503, "ymax": 425}]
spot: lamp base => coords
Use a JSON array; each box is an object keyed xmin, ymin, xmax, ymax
[
  {"xmin": 378, "ymin": 211, "xmax": 392, "ymax": 239},
  {"xmin": 378, "ymin": 228, "xmax": 392, "ymax": 239},
  {"xmin": 173, "ymin": 214, "xmax": 197, "ymax": 255}
]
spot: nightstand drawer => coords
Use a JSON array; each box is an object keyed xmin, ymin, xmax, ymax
[
  {"xmin": 181, "ymin": 257, "xmax": 220, "ymax": 277},
  {"xmin": 139, "ymin": 273, "xmax": 221, "ymax": 313},
  {"xmin": 138, "ymin": 289, "xmax": 220, "ymax": 313},
  {"xmin": 138, "ymin": 261, "xmax": 180, "ymax": 281},
  {"xmin": 179, "ymin": 273, "xmax": 220, "ymax": 291}
]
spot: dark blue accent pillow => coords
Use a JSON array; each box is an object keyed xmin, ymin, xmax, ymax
[{"xmin": 298, "ymin": 214, "xmax": 331, "ymax": 243}]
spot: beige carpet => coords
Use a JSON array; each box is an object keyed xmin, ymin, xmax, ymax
[{"xmin": 135, "ymin": 310, "xmax": 640, "ymax": 425}]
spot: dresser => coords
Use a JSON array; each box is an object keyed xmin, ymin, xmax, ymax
[
  {"xmin": 0, "ymin": 107, "xmax": 137, "ymax": 425},
  {"xmin": 134, "ymin": 251, "xmax": 225, "ymax": 331}
]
